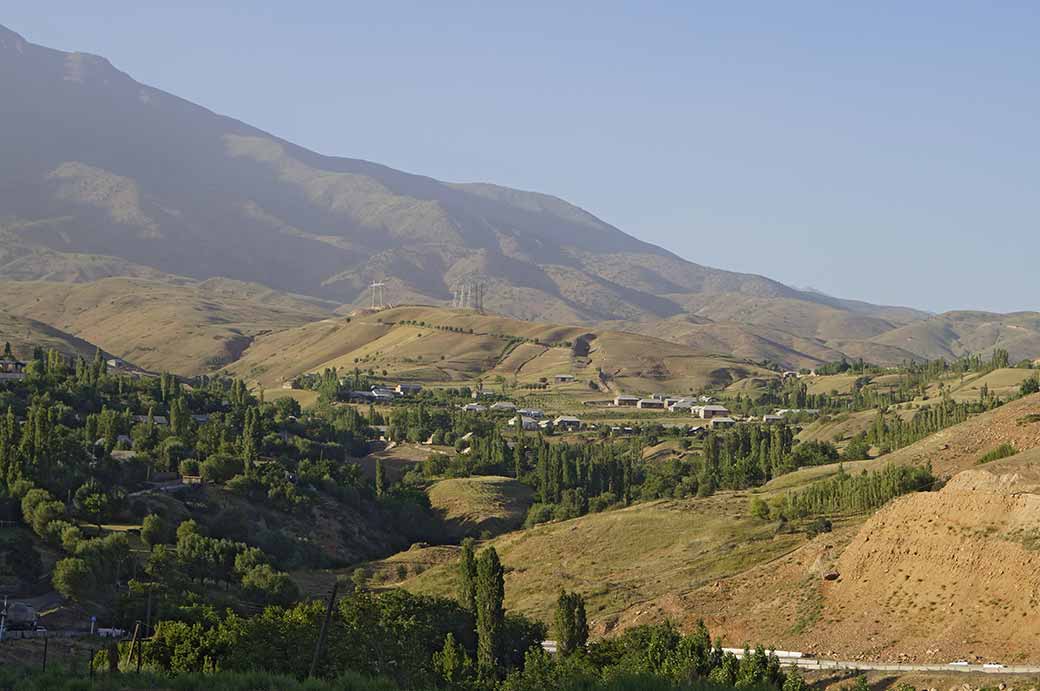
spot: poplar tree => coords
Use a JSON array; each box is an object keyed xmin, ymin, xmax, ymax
[
  {"xmin": 374, "ymin": 458, "xmax": 386, "ymax": 497},
  {"xmin": 475, "ymin": 546, "xmax": 504, "ymax": 676},
  {"xmin": 554, "ymin": 590, "xmax": 588, "ymax": 655},
  {"xmin": 457, "ymin": 538, "xmax": 477, "ymax": 614}
]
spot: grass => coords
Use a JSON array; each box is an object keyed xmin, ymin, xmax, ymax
[
  {"xmin": 224, "ymin": 305, "xmax": 775, "ymax": 396},
  {"xmin": 396, "ymin": 492, "xmax": 804, "ymax": 627},
  {"xmin": 264, "ymin": 388, "xmax": 321, "ymax": 408},
  {"xmin": 0, "ymin": 277, "xmax": 328, "ymax": 375},
  {"xmin": 427, "ymin": 475, "xmax": 534, "ymax": 539}
]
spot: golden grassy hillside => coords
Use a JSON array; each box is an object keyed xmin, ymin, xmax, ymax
[
  {"xmin": 226, "ymin": 305, "xmax": 776, "ymax": 394},
  {"xmin": 391, "ymin": 492, "xmax": 806, "ymax": 632},
  {"xmin": 0, "ymin": 311, "xmax": 105, "ymax": 361},
  {"xmin": 427, "ymin": 476, "xmax": 534, "ymax": 540},
  {"xmin": 0, "ymin": 278, "xmax": 329, "ymax": 374}
]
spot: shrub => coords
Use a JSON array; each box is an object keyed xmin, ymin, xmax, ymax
[
  {"xmin": 977, "ymin": 443, "xmax": 1016, "ymax": 464},
  {"xmin": 200, "ymin": 454, "xmax": 244, "ymax": 484},
  {"xmin": 523, "ymin": 503, "xmax": 554, "ymax": 528}
]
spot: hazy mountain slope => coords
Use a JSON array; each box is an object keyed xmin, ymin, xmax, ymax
[
  {"xmin": 0, "ymin": 278, "xmax": 329, "ymax": 374},
  {"xmin": 0, "ymin": 24, "xmax": 926, "ymax": 339},
  {"xmin": 871, "ymin": 311, "xmax": 1040, "ymax": 363}
]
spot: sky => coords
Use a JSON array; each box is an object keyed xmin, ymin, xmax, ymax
[{"xmin": 6, "ymin": 2, "xmax": 1040, "ymax": 313}]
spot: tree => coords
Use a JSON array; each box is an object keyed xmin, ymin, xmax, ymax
[
  {"xmin": 433, "ymin": 632, "xmax": 473, "ymax": 688},
  {"xmin": 475, "ymin": 547, "xmax": 505, "ymax": 676},
  {"xmin": 553, "ymin": 590, "xmax": 588, "ymax": 656},
  {"xmin": 74, "ymin": 481, "xmax": 118, "ymax": 535},
  {"xmin": 200, "ymin": 453, "xmax": 243, "ymax": 484},
  {"xmin": 53, "ymin": 557, "xmax": 95, "ymax": 601},
  {"xmin": 141, "ymin": 514, "xmax": 171, "ymax": 548},
  {"xmin": 351, "ymin": 567, "xmax": 368, "ymax": 592},
  {"xmin": 374, "ymin": 458, "xmax": 386, "ymax": 497},
  {"xmin": 241, "ymin": 564, "xmax": 299, "ymax": 606},
  {"xmin": 458, "ymin": 538, "xmax": 477, "ymax": 614},
  {"xmin": 783, "ymin": 669, "xmax": 809, "ymax": 691}
]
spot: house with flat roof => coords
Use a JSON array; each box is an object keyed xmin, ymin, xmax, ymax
[
  {"xmin": 508, "ymin": 415, "xmax": 539, "ymax": 431},
  {"xmin": 0, "ymin": 358, "xmax": 27, "ymax": 381},
  {"xmin": 695, "ymin": 404, "xmax": 731, "ymax": 419},
  {"xmin": 553, "ymin": 416, "xmax": 583, "ymax": 431}
]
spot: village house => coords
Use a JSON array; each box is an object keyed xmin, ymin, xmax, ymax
[
  {"xmin": 554, "ymin": 374, "xmax": 576, "ymax": 384},
  {"xmin": 553, "ymin": 415, "xmax": 583, "ymax": 431},
  {"xmin": 0, "ymin": 357, "xmax": 27, "ymax": 382},
  {"xmin": 694, "ymin": 404, "xmax": 731, "ymax": 419},
  {"xmin": 395, "ymin": 383, "xmax": 422, "ymax": 395},
  {"xmin": 489, "ymin": 401, "xmax": 517, "ymax": 412},
  {"xmin": 133, "ymin": 414, "xmax": 169, "ymax": 426},
  {"xmin": 667, "ymin": 398, "xmax": 697, "ymax": 411},
  {"xmin": 637, "ymin": 398, "xmax": 665, "ymax": 410},
  {"xmin": 518, "ymin": 408, "xmax": 544, "ymax": 419},
  {"xmin": 461, "ymin": 403, "xmax": 486, "ymax": 413},
  {"xmin": 709, "ymin": 417, "xmax": 736, "ymax": 429},
  {"xmin": 762, "ymin": 414, "xmax": 784, "ymax": 425},
  {"xmin": 614, "ymin": 394, "xmax": 640, "ymax": 407},
  {"xmin": 508, "ymin": 415, "xmax": 539, "ymax": 431}
]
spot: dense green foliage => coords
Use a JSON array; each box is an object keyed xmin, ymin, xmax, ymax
[{"xmin": 764, "ymin": 463, "xmax": 935, "ymax": 520}]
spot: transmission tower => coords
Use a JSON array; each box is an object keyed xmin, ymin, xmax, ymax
[
  {"xmin": 450, "ymin": 279, "xmax": 486, "ymax": 312},
  {"xmin": 368, "ymin": 281, "xmax": 386, "ymax": 310}
]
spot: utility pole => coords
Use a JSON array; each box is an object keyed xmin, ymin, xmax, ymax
[{"xmin": 309, "ymin": 581, "xmax": 339, "ymax": 678}]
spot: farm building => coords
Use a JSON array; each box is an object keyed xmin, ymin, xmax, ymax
[
  {"xmin": 554, "ymin": 374, "xmax": 576, "ymax": 383},
  {"xmin": 553, "ymin": 416, "xmax": 583, "ymax": 431},
  {"xmin": 637, "ymin": 398, "xmax": 665, "ymax": 410},
  {"xmin": 0, "ymin": 357, "xmax": 27, "ymax": 381},
  {"xmin": 508, "ymin": 415, "xmax": 540, "ymax": 431},
  {"xmin": 614, "ymin": 395, "xmax": 640, "ymax": 407},
  {"xmin": 695, "ymin": 404, "xmax": 731, "ymax": 419},
  {"xmin": 132, "ymin": 415, "xmax": 169, "ymax": 426}
]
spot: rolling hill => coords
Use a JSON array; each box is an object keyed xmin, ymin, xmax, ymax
[
  {"xmin": 366, "ymin": 392, "xmax": 1040, "ymax": 659},
  {"xmin": 0, "ymin": 311, "xmax": 108, "ymax": 362},
  {"xmin": 223, "ymin": 304, "xmax": 776, "ymax": 394},
  {"xmin": 0, "ymin": 277, "xmax": 330, "ymax": 374}
]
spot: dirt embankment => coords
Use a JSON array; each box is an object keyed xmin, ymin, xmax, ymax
[{"xmin": 814, "ymin": 462, "xmax": 1040, "ymax": 663}]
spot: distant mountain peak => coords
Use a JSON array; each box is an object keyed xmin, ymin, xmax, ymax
[
  {"xmin": 0, "ymin": 24, "xmax": 28, "ymax": 52},
  {"xmin": 0, "ymin": 25, "xmax": 935, "ymax": 368}
]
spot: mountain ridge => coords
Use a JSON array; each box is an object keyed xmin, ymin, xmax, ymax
[{"xmin": 0, "ymin": 24, "xmax": 923, "ymax": 328}]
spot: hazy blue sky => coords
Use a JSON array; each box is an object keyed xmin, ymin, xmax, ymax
[{"xmin": 6, "ymin": 2, "xmax": 1039, "ymax": 313}]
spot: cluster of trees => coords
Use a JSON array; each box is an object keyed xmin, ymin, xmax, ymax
[
  {"xmin": 754, "ymin": 463, "xmax": 935, "ymax": 521},
  {"xmin": 117, "ymin": 537, "xmax": 804, "ymax": 691},
  {"xmin": 865, "ymin": 397, "xmax": 1000, "ymax": 454}
]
